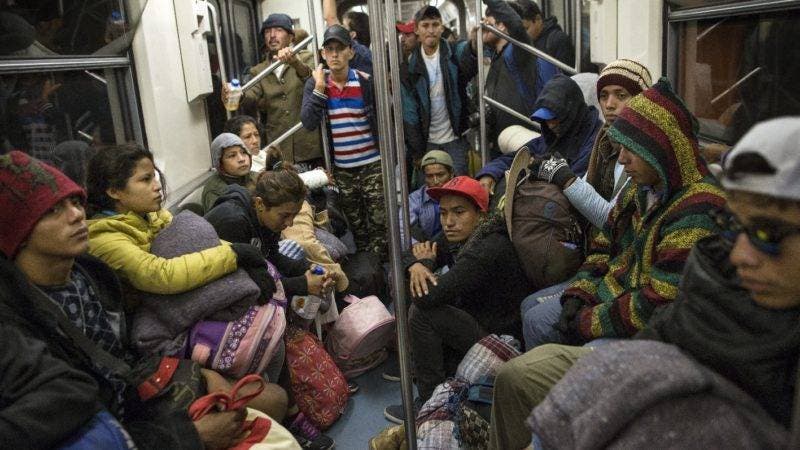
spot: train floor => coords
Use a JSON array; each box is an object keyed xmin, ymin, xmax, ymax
[{"xmin": 326, "ymin": 356, "xmax": 413, "ymax": 448}]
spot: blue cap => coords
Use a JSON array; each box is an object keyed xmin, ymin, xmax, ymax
[{"xmin": 531, "ymin": 107, "xmax": 557, "ymax": 121}]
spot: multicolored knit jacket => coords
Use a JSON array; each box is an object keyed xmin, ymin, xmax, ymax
[{"xmin": 564, "ymin": 78, "xmax": 726, "ymax": 341}]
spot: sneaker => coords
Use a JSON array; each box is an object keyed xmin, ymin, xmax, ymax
[
  {"xmin": 348, "ymin": 380, "xmax": 360, "ymax": 394},
  {"xmin": 381, "ymin": 358, "xmax": 401, "ymax": 382},
  {"xmin": 383, "ymin": 397, "xmax": 424, "ymax": 424},
  {"xmin": 287, "ymin": 412, "xmax": 335, "ymax": 450}
]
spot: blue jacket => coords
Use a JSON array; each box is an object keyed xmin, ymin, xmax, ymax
[
  {"xmin": 301, "ymin": 68, "xmax": 380, "ymax": 152},
  {"xmin": 351, "ymin": 40, "xmax": 373, "ymax": 75},
  {"xmin": 476, "ymin": 76, "xmax": 603, "ymax": 182},
  {"xmin": 402, "ymin": 39, "xmax": 478, "ymax": 158}
]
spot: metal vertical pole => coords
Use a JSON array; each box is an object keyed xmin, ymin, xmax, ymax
[
  {"xmin": 476, "ymin": 0, "xmax": 489, "ymax": 166},
  {"xmin": 573, "ymin": 0, "xmax": 582, "ymax": 74},
  {"xmin": 306, "ymin": 0, "xmax": 332, "ymax": 170},
  {"xmin": 386, "ymin": 0, "xmax": 411, "ymax": 250},
  {"xmin": 366, "ymin": 0, "xmax": 417, "ymax": 446}
]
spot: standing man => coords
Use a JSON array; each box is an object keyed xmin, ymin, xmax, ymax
[
  {"xmin": 322, "ymin": 0, "xmax": 373, "ymax": 74},
  {"xmin": 396, "ymin": 20, "xmax": 418, "ymax": 61},
  {"xmin": 477, "ymin": 0, "xmax": 560, "ymax": 151},
  {"xmin": 516, "ymin": 0, "xmax": 574, "ymax": 67},
  {"xmin": 404, "ymin": 5, "xmax": 477, "ymax": 175},
  {"xmin": 301, "ymin": 25, "xmax": 387, "ymax": 259},
  {"xmin": 223, "ymin": 13, "xmax": 322, "ymax": 166}
]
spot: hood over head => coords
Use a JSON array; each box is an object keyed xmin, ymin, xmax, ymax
[
  {"xmin": 608, "ymin": 77, "xmax": 709, "ymax": 199},
  {"xmin": 532, "ymin": 74, "xmax": 601, "ymax": 162}
]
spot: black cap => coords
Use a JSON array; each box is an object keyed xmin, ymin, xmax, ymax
[
  {"xmin": 322, "ymin": 24, "xmax": 351, "ymax": 46},
  {"xmin": 414, "ymin": 5, "xmax": 442, "ymax": 23},
  {"xmin": 261, "ymin": 13, "xmax": 294, "ymax": 35}
]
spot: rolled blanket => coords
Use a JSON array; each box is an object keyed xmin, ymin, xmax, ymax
[{"xmin": 131, "ymin": 210, "xmax": 260, "ymax": 356}]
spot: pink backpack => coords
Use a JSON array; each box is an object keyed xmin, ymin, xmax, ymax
[{"xmin": 326, "ymin": 295, "xmax": 395, "ymax": 378}]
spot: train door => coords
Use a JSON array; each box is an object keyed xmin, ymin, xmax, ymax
[{"xmin": 204, "ymin": 0, "xmax": 262, "ymax": 138}]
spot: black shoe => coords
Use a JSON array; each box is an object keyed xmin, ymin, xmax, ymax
[
  {"xmin": 383, "ymin": 397, "xmax": 423, "ymax": 424},
  {"xmin": 381, "ymin": 360, "xmax": 401, "ymax": 382},
  {"xmin": 348, "ymin": 380, "xmax": 360, "ymax": 394},
  {"xmin": 287, "ymin": 412, "xmax": 335, "ymax": 449}
]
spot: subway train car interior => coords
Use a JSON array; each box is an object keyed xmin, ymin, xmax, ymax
[{"xmin": 1, "ymin": 0, "xmax": 800, "ymax": 448}]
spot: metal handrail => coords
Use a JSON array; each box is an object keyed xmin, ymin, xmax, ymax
[
  {"xmin": 476, "ymin": 0, "xmax": 489, "ymax": 166},
  {"xmin": 262, "ymin": 121, "xmax": 304, "ymax": 151},
  {"xmin": 481, "ymin": 23, "xmax": 578, "ymax": 74},
  {"xmin": 304, "ymin": 0, "xmax": 332, "ymax": 171},
  {"xmin": 711, "ymin": 67, "xmax": 762, "ymax": 105},
  {"xmin": 241, "ymin": 35, "xmax": 314, "ymax": 91},
  {"xmin": 385, "ymin": 0, "xmax": 411, "ymax": 250},
  {"xmin": 483, "ymin": 95, "xmax": 541, "ymax": 130},
  {"xmin": 573, "ymin": 0, "xmax": 581, "ymax": 74},
  {"xmin": 366, "ymin": 0, "xmax": 418, "ymax": 445},
  {"xmin": 205, "ymin": 2, "xmax": 230, "ymax": 118}
]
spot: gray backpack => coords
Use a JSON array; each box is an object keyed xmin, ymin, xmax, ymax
[{"xmin": 503, "ymin": 150, "xmax": 583, "ymax": 289}]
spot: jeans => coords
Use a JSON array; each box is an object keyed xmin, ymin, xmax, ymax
[
  {"xmin": 521, "ymin": 282, "xmax": 570, "ymax": 350},
  {"xmin": 409, "ymin": 303, "xmax": 487, "ymax": 401},
  {"xmin": 428, "ymin": 137, "xmax": 469, "ymax": 176}
]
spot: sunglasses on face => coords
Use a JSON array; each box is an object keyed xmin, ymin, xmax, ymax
[{"xmin": 712, "ymin": 208, "xmax": 800, "ymax": 256}]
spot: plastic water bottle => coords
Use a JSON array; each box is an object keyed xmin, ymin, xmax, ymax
[
  {"xmin": 225, "ymin": 78, "xmax": 242, "ymax": 111},
  {"xmin": 290, "ymin": 266, "xmax": 325, "ymax": 320}
]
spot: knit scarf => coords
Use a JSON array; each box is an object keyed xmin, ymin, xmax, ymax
[{"xmin": 585, "ymin": 125, "xmax": 620, "ymax": 201}]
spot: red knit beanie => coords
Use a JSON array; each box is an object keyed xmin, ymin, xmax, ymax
[{"xmin": 0, "ymin": 151, "xmax": 85, "ymax": 258}]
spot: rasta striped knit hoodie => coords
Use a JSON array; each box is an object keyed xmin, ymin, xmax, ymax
[{"xmin": 564, "ymin": 78, "xmax": 726, "ymax": 341}]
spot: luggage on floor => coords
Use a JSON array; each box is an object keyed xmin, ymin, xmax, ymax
[{"xmin": 326, "ymin": 295, "xmax": 395, "ymax": 378}]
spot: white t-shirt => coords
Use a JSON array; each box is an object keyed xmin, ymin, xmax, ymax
[{"xmin": 423, "ymin": 48, "xmax": 457, "ymax": 144}]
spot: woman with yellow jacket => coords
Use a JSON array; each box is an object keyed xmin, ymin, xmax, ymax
[{"xmin": 85, "ymin": 144, "xmax": 272, "ymax": 298}]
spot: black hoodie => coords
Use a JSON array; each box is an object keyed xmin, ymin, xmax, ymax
[
  {"xmin": 534, "ymin": 16, "xmax": 574, "ymax": 67},
  {"xmin": 204, "ymin": 185, "xmax": 310, "ymax": 297},
  {"xmin": 532, "ymin": 74, "xmax": 603, "ymax": 174}
]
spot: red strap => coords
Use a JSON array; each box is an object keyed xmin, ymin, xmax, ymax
[
  {"xmin": 137, "ymin": 357, "xmax": 179, "ymax": 401},
  {"xmin": 188, "ymin": 374, "xmax": 266, "ymax": 421},
  {"xmin": 230, "ymin": 418, "xmax": 272, "ymax": 450}
]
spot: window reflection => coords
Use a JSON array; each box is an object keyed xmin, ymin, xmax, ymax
[
  {"xmin": 0, "ymin": 0, "xmax": 127, "ymax": 57},
  {"xmin": 677, "ymin": 10, "xmax": 800, "ymax": 143},
  {"xmin": 0, "ymin": 70, "xmax": 130, "ymax": 184}
]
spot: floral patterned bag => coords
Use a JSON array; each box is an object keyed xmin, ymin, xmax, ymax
[{"xmin": 284, "ymin": 327, "xmax": 349, "ymax": 429}]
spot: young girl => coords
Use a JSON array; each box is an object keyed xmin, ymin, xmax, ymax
[{"xmin": 85, "ymin": 144, "xmax": 268, "ymax": 297}]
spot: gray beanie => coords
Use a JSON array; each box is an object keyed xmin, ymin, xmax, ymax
[{"xmin": 210, "ymin": 133, "xmax": 248, "ymax": 170}]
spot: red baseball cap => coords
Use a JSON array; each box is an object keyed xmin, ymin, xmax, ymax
[
  {"xmin": 395, "ymin": 20, "xmax": 415, "ymax": 34},
  {"xmin": 427, "ymin": 176, "xmax": 489, "ymax": 212}
]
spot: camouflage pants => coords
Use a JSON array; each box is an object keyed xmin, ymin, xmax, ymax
[{"xmin": 334, "ymin": 161, "xmax": 388, "ymax": 259}]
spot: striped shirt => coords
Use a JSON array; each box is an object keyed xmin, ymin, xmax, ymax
[{"xmin": 323, "ymin": 69, "xmax": 380, "ymax": 168}]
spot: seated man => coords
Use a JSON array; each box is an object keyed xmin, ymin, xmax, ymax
[
  {"xmin": 0, "ymin": 151, "xmax": 289, "ymax": 449},
  {"xmin": 490, "ymin": 117, "xmax": 800, "ymax": 450},
  {"xmin": 539, "ymin": 59, "xmax": 652, "ymax": 230},
  {"xmin": 383, "ymin": 177, "xmax": 533, "ymax": 423},
  {"xmin": 476, "ymin": 74, "xmax": 602, "ymax": 196},
  {"xmin": 522, "ymin": 78, "xmax": 725, "ymax": 349},
  {"xmin": 404, "ymin": 149, "xmax": 454, "ymax": 243},
  {"xmin": 201, "ymin": 132, "xmax": 254, "ymax": 213}
]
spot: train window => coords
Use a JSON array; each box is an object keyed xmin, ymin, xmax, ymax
[
  {"xmin": 0, "ymin": 0, "xmax": 129, "ymax": 57},
  {"xmin": 674, "ymin": 9, "xmax": 800, "ymax": 144},
  {"xmin": 0, "ymin": 69, "xmax": 137, "ymax": 184},
  {"xmin": 232, "ymin": 0, "xmax": 258, "ymax": 73}
]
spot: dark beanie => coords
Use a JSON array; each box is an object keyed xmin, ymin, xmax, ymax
[
  {"xmin": 260, "ymin": 13, "xmax": 294, "ymax": 35},
  {"xmin": 0, "ymin": 151, "xmax": 85, "ymax": 258}
]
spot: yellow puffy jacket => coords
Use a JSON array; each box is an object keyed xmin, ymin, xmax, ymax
[{"xmin": 87, "ymin": 209, "xmax": 237, "ymax": 295}]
